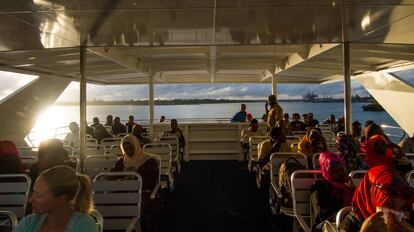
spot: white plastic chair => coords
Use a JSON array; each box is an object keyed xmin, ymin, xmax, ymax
[
  {"xmin": 89, "ymin": 209, "xmax": 104, "ymax": 232},
  {"xmin": 20, "ymin": 156, "xmax": 37, "ymax": 172},
  {"xmin": 291, "ymin": 170, "xmax": 323, "ymax": 232},
  {"xmin": 67, "ymin": 156, "xmax": 80, "ymax": 173},
  {"xmin": 148, "ymin": 154, "xmax": 162, "ymax": 199},
  {"xmin": 349, "ymin": 170, "xmax": 367, "ymax": 187},
  {"xmin": 84, "ymin": 155, "xmax": 118, "ymax": 178},
  {"xmin": 100, "ymin": 138, "xmax": 122, "ymax": 154},
  {"xmin": 93, "ymin": 172, "xmax": 142, "ymax": 231},
  {"xmin": 323, "ymin": 131, "xmax": 336, "ymax": 142},
  {"xmin": 17, "ymin": 147, "xmax": 37, "ymax": 157},
  {"xmin": 269, "ymin": 152, "xmax": 308, "ymax": 215},
  {"xmin": 158, "ymin": 135, "xmax": 181, "ymax": 173},
  {"xmin": 312, "ymin": 153, "xmax": 320, "ymax": 169},
  {"xmin": 406, "ymin": 170, "xmax": 414, "ymax": 187},
  {"xmin": 0, "ymin": 210, "xmax": 18, "ymax": 231},
  {"xmin": 143, "ymin": 143, "xmax": 174, "ymax": 189},
  {"xmin": 326, "ymin": 142, "xmax": 337, "ymax": 153},
  {"xmin": 405, "ymin": 153, "xmax": 414, "ymax": 167},
  {"xmin": 0, "ymin": 174, "xmax": 31, "ymax": 219},
  {"xmin": 248, "ymin": 136, "xmax": 269, "ymax": 172},
  {"xmin": 109, "ymin": 145, "xmax": 122, "ymax": 156},
  {"xmin": 336, "ymin": 206, "xmax": 352, "ymax": 231}
]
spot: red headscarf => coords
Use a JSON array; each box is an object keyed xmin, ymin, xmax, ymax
[
  {"xmin": 352, "ymin": 166, "xmax": 413, "ymax": 220},
  {"xmin": 364, "ymin": 135, "xmax": 393, "ymax": 168},
  {"xmin": 0, "ymin": 140, "xmax": 19, "ymax": 158},
  {"xmin": 319, "ymin": 152, "xmax": 354, "ymax": 206}
]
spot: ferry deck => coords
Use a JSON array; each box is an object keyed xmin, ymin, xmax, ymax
[{"xmin": 1, "ymin": 1, "xmax": 414, "ymax": 231}]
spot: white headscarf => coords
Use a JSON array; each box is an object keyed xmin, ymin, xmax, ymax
[{"xmin": 120, "ymin": 135, "xmax": 151, "ymax": 171}]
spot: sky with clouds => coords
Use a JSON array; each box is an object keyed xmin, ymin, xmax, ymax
[{"xmin": 0, "ymin": 69, "xmax": 413, "ymax": 102}]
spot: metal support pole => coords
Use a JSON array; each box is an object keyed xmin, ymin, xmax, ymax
[
  {"xmin": 271, "ymin": 74, "xmax": 277, "ymax": 98},
  {"xmin": 343, "ymin": 42, "xmax": 352, "ymax": 134},
  {"xmin": 148, "ymin": 76, "xmax": 154, "ymax": 126},
  {"xmin": 79, "ymin": 43, "xmax": 87, "ymax": 172}
]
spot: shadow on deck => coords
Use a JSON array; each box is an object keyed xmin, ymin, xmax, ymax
[{"xmin": 164, "ymin": 160, "xmax": 292, "ymax": 232}]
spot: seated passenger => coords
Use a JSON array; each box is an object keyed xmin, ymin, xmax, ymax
[
  {"xmin": 111, "ymin": 116, "xmax": 126, "ymax": 135},
  {"xmin": 360, "ymin": 120, "xmax": 375, "ymax": 143},
  {"xmin": 282, "ymin": 113, "xmax": 291, "ymax": 135},
  {"xmin": 360, "ymin": 209, "xmax": 414, "ymax": 232},
  {"xmin": 162, "ymin": 119, "xmax": 185, "ymax": 151},
  {"xmin": 112, "ymin": 135, "xmax": 159, "ymax": 230},
  {"xmin": 90, "ymin": 117, "xmax": 102, "ymax": 129},
  {"xmin": 159, "ymin": 115, "xmax": 166, "ymax": 123},
  {"xmin": 246, "ymin": 112, "xmax": 253, "ymax": 123},
  {"xmin": 231, "ymin": 104, "xmax": 247, "ymax": 122},
  {"xmin": 29, "ymin": 139, "xmax": 69, "ymax": 184},
  {"xmin": 310, "ymin": 152, "xmax": 354, "ymax": 231},
  {"xmin": 336, "ymin": 134, "xmax": 363, "ymax": 172},
  {"xmin": 125, "ymin": 115, "xmax": 137, "ymax": 133},
  {"xmin": 399, "ymin": 132, "xmax": 414, "ymax": 153},
  {"xmin": 335, "ymin": 116, "xmax": 345, "ymax": 134},
  {"xmin": 240, "ymin": 119, "xmax": 264, "ymax": 160},
  {"xmin": 323, "ymin": 114, "xmax": 336, "ymax": 127},
  {"xmin": 64, "ymin": 122, "xmax": 80, "ymax": 148},
  {"xmin": 365, "ymin": 123, "xmax": 390, "ymax": 144},
  {"xmin": 258, "ymin": 127, "xmax": 291, "ymax": 170},
  {"xmin": 352, "ymin": 121, "xmax": 362, "ymax": 144},
  {"xmin": 298, "ymin": 128, "xmax": 327, "ymax": 167},
  {"xmin": 308, "ymin": 113, "xmax": 320, "ymax": 127},
  {"xmin": 0, "ymin": 140, "xmax": 23, "ymax": 174},
  {"xmin": 132, "ymin": 124, "xmax": 152, "ymax": 147},
  {"xmin": 15, "ymin": 165, "xmax": 98, "ymax": 232},
  {"xmin": 302, "ymin": 113, "xmax": 310, "ymax": 128},
  {"xmin": 290, "ymin": 113, "xmax": 306, "ymax": 132},
  {"xmin": 105, "ymin": 114, "xmax": 113, "ymax": 127},
  {"xmin": 340, "ymin": 166, "xmax": 414, "ymax": 232},
  {"xmin": 93, "ymin": 124, "xmax": 113, "ymax": 144}
]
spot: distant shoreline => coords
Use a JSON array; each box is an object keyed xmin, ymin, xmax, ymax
[{"xmin": 54, "ymin": 98, "xmax": 370, "ymax": 106}]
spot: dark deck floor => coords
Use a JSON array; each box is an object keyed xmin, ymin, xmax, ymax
[{"xmin": 164, "ymin": 160, "xmax": 292, "ymax": 232}]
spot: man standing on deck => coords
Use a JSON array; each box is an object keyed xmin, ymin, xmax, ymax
[
  {"xmin": 266, "ymin": 95, "xmax": 283, "ymax": 131},
  {"xmin": 231, "ymin": 104, "xmax": 247, "ymax": 122}
]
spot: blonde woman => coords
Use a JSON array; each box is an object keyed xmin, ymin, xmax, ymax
[{"xmin": 15, "ymin": 165, "xmax": 98, "ymax": 232}]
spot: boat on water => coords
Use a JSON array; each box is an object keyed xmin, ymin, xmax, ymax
[
  {"xmin": 1, "ymin": 1, "xmax": 414, "ymax": 232},
  {"xmin": 362, "ymin": 102, "xmax": 385, "ymax": 112}
]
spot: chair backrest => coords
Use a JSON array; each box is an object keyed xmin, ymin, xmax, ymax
[
  {"xmin": 406, "ymin": 170, "xmax": 414, "ymax": 187},
  {"xmin": 405, "ymin": 153, "xmax": 414, "ymax": 167},
  {"xmin": 0, "ymin": 210, "xmax": 18, "ymax": 231},
  {"xmin": 117, "ymin": 133, "xmax": 130, "ymax": 138},
  {"xmin": 270, "ymin": 152, "xmax": 308, "ymax": 189},
  {"xmin": 317, "ymin": 124, "xmax": 333, "ymax": 133},
  {"xmin": 93, "ymin": 172, "xmax": 142, "ymax": 231},
  {"xmin": 67, "ymin": 156, "xmax": 80, "ymax": 173},
  {"xmin": 20, "ymin": 156, "xmax": 37, "ymax": 172},
  {"xmin": 86, "ymin": 138, "xmax": 98, "ymax": 149},
  {"xmin": 143, "ymin": 143, "xmax": 172, "ymax": 176},
  {"xmin": 89, "ymin": 209, "xmax": 104, "ymax": 232},
  {"xmin": 100, "ymin": 138, "xmax": 122, "ymax": 153},
  {"xmin": 286, "ymin": 136, "xmax": 301, "ymax": 145},
  {"xmin": 349, "ymin": 170, "xmax": 367, "ymax": 187},
  {"xmin": 291, "ymin": 170, "xmax": 323, "ymax": 232},
  {"xmin": 84, "ymin": 155, "xmax": 118, "ymax": 178},
  {"xmin": 17, "ymin": 147, "xmax": 37, "ymax": 157},
  {"xmin": 312, "ymin": 153, "xmax": 320, "ymax": 169},
  {"xmin": 249, "ymin": 136, "xmax": 269, "ymax": 160},
  {"xmin": 336, "ymin": 206, "xmax": 352, "ymax": 230},
  {"xmin": 326, "ymin": 142, "xmax": 337, "ymax": 153},
  {"xmin": 158, "ymin": 135, "xmax": 179, "ymax": 159},
  {"xmin": 292, "ymin": 131, "xmax": 307, "ymax": 139},
  {"xmin": 323, "ymin": 131, "xmax": 336, "ymax": 142},
  {"xmin": 0, "ymin": 174, "xmax": 31, "ymax": 219},
  {"xmin": 109, "ymin": 145, "xmax": 122, "ymax": 156}
]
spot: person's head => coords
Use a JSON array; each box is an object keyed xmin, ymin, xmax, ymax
[
  {"xmin": 352, "ymin": 121, "xmax": 362, "ymax": 137},
  {"xmin": 366, "ymin": 123, "xmax": 385, "ymax": 140},
  {"xmin": 121, "ymin": 134, "xmax": 142, "ymax": 158},
  {"xmin": 337, "ymin": 116, "xmax": 345, "ymax": 125},
  {"xmin": 160, "ymin": 116, "xmax": 166, "ymax": 123},
  {"xmin": 302, "ymin": 113, "xmax": 309, "ymax": 122},
  {"xmin": 128, "ymin": 115, "xmax": 134, "ymax": 122},
  {"xmin": 249, "ymin": 119, "xmax": 259, "ymax": 131},
  {"xmin": 329, "ymin": 114, "xmax": 336, "ymax": 122},
  {"xmin": 270, "ymin": 127, "xmax": 286, "ymax": 143},
  {"xmin": 353, "ymin": 166, "xmax": 414, "ymax": 220},
  {"xmin": 106, "ymin": 115, "xmax": 113, "ymax": 123},
  {"xmin": 171, "ymin": 119, "xmax": 178, "ymax": 131},
  {"xmin": 68, "ymin": 122, "xmax": 79, "ymax": 133},
  {"xmin": 283, "ymin": 113, "xmax": 289, "ymax": 120},
  {"xmin": 365, "ymin": 120, "xmax": 375, "ymax": 128},
  {"xmin": 132, "ymin": 124, "xmax": 144, "ymax": 136},
  {"xmin": 308, "ymin": 113, "xmax": 314, "ymax": 120},
  {"xmin": 261, "ymin": 114, "xmax": 268, "ymax": 122},
  {"xmin": 93, "ymin": 117, "xmax": 99, "ymax": 124},
  {"xmin": 29, "ymin": 165, "xmax": 93, "ymax": 214},
  {"xmin": 336, "ymin": 134, "xmax": 360, "ymax": 155},
  {"xmin": 0, "ymin": 140, "xmax": 21, "ymax": 174},
  {"xmin": 268, "ymin": 95, "xmax": 277, "ymax": 106},
  {"xmin": 319, "ymin": 152, "xmax": 347, "ymax": 183},
  {"xmin": 94, "ymin": 124, "xmax": 108, "ymax": 135},
  {"xmin": 365, "ymin": 135, "xmax": 394, "ymax": 168},
  {"xmin": 309, "ymin": 128, "xmax": 323, "ymax": 145},
  {"xmin": 240, "ymin": 104, "xmax": 246, "ymax": 112},
  {"xmin": 246, "ymin": 113, "xmax": 253, "ymax": 122},
  {"xmin": 37, "ymin": 139, "xmax": 68, "ymax": 172},
  {"xmin": 114, "ymin": 116, "xmax": 121, "ymax": 123},
  {"xmin": 292, "ymin": 113, "xmax": 300, "ymax": 121}
]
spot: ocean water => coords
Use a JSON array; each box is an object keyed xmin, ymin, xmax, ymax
[{"xmin": 31, "ymin": 101, "xmax": 398, "ymax": 133}]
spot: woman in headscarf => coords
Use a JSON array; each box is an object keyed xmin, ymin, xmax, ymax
[
  {"xmin": 0, "ymin": 140, "xmax": 23, "ymax": 174},
  {"xmin": 365, "ymin": 134, "xmax": 394, "ymax": 168},
  {"xmin": 310, "ymin": 152, "xmax": 354, "ymax": 231},
  {"xmin": 340, "ymin": 166, "xmax": 414, "ymax": 232},
  {"xmin": 298, "ymin": 128, "xmax": 327, "ymax": 168},
  {"xmin": 111, "ymin": 135, "xmax": 159, "ymax": 232},
  {"xmin": 336, "ymin": 133, "xmax": 363, "ymax": 172}
]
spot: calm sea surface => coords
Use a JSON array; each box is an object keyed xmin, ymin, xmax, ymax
[{"xmin": 32, "ymin": 101, "xmax": 398, "ymax": 130}]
